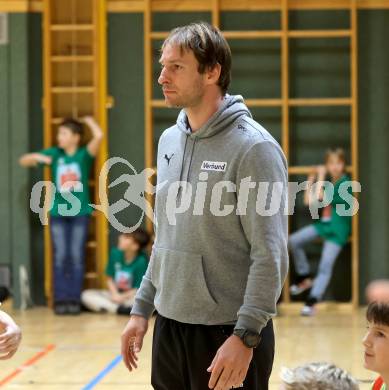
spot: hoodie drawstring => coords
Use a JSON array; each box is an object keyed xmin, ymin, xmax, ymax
[
  {"xmin": 178, "ymin": 135, "xmax": 188, "ymax": 184},
  {"xmin": 186, "ymin": 137, "xmax": 196, "ymax": 183},
  {"xmin": 176, "ymin": 135, "xmax": 197, "ymax": 201},
  {"xmin": 177, "ymin": 135, "xmax": 188, "ymax": 200}
]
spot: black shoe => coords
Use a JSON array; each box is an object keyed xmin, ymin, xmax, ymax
[
  {"xmin": 117, "ymin": 305, "xmax": 132, "ymax": 316},
  {"xmin": 305, "ymin": 296, "xmax": 318, "ymax": 307},
  {"xmin": 67, "ymin": 301, "xmax": 81, "ymax": 315},
  {"xmin": 54, "ymin": 302, "xmax": 68, "ymax": 315},
  {"xmin": 0, "ymin": 286, "xmax": 10, "ymax": 302},
  {"xmin": 295, "ymin": 273, "xmax": 312, "ymax": 285}
]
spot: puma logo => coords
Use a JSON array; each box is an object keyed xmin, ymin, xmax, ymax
[{"xmin": 164, "ymin": 153, "xmax": 174, "ymax": 165}]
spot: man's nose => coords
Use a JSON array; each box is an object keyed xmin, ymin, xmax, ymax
[{"xmin": 158, "ymin": 68, "xmax": 167, "ymax": 85}]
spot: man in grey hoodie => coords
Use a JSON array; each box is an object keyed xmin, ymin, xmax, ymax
[{"xmin": 121, "ymin": 22, "xmax": 289, "ymax": 390}]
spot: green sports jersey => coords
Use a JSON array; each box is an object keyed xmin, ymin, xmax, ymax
[
  {"xmin": 105, "ymin": 248, "xmax": 148, "ymax": 290},
  {"xmin": 313, "ymin": 174, "xmax": 353, "ymax": 246},
  {"xmin": 39, "ymin": 146, "xmax": 94, "ymax": 217}
]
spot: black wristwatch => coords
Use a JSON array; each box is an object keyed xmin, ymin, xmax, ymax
[{"xmin": 233, "ymin": 328, "xmax": 261, "ymax": 348}]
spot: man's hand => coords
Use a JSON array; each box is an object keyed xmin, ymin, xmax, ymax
[
  {"xmin": 207, "ymin": 335, "xmax": 253, "ymax": 390},
  {"xmin": 0, "ymin": 312, "xmax": 22, "ymax": 360},
  {"xmin": 121, "ymin": 315, "xmax": 148, "ymax": 372}
]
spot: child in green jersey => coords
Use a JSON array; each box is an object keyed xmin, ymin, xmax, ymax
[
  {"xmin": 81, "ymin": 229, "xmax": 150, "ymax": 315},
  {"xmin": 288, "ymin": 148, "xmax": 354, "ymax": 316},
  {"xmin": 19, "ymin": 117, "xmax": 103, "ymax": 315}
]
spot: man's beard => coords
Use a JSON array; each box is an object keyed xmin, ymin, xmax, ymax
[{"xmin": 164, "ymin": 82, "xmax": 204, "ymax": 109}]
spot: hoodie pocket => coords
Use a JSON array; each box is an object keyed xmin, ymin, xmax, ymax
[{"xmin": 151, "ymin": 247, "xmax": 218, "ymax": 318}]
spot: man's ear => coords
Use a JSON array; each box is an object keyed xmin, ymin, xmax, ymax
[{"xmin": 205, "ymin": 63, "xmax": 222, "ymax": 86}]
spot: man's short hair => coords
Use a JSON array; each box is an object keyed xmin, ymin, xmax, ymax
[
  {"xmin": 367, "ymin": 301, "xmax": 389, "ymax": 326},
  {"xmin": 280, "ymin": 362, "xmax": 359, "ymax": 390},
  {"xmin": 161, "ymin": 21, "xmax": 232, "ymax": 95}
]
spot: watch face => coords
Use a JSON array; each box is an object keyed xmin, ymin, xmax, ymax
[{"xmin": 244, "ymin": 332, "xmax": 261, "ymax": 348}]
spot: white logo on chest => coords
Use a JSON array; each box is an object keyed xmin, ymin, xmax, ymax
[{"xmin": 200, "ymin": 161, "xmax": 227, "ymax": 172}]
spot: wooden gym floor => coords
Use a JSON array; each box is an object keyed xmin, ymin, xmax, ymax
[{"xmin": 0, "ymin": 302, "xmax": 376, "ymax": 389}]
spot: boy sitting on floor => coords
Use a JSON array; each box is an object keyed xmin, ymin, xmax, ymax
[
  {"xmin": 81, "ymin": 229, "xmax": 150, "ymax": 315},
  {"xmin": 363, "ymin": 301, "xmax": 389, "ymax": 390}
]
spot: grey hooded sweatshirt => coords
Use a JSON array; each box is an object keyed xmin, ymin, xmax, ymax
[{"xmin": 131, "ymin": 95, "xmax": 289, "ymax": 333}]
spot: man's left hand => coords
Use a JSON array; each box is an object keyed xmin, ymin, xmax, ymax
[{"xmin": 207, "ymin": 335, "xmax": 253, "ymax": 390}]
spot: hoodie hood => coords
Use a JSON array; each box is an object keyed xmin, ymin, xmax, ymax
[
  {"xmin": 175, "ymin": 95, "xmax": 252, "ymax": 197},
  {"xmin": 176, "ymin": 94, "xmax": 252, "ymax": 138}
]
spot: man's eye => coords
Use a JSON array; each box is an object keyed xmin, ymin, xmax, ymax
[{"xmin": 174, "ymin": 65, "xmax": 182, "ymax": 70}]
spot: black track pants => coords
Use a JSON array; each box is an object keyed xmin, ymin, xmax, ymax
[{"xmin": 151, "ymin": 314, "xmax": 275, "ymax": 390}]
